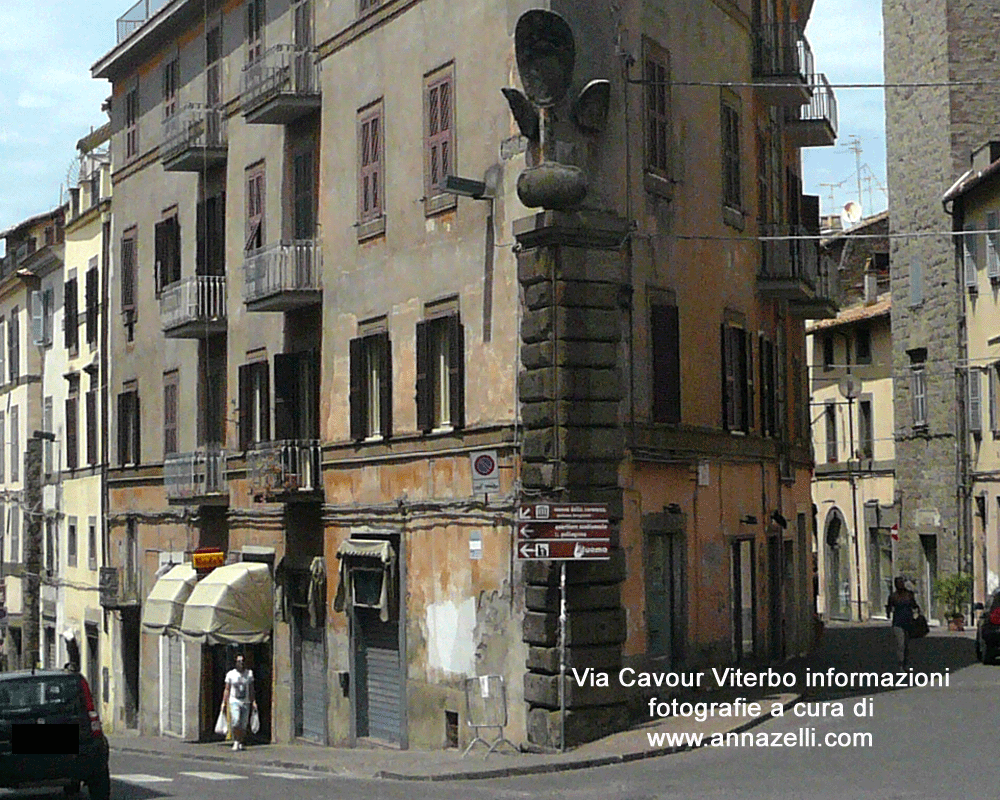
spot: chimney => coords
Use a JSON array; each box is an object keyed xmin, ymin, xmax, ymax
[{"xmin": 864, "ymin": 259, "xmax": 878, "ymax": 304}]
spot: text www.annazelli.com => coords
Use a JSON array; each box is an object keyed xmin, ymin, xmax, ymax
[{"xmin": 647, "ymin": 729, "xmax": 874, "ymax": 748}]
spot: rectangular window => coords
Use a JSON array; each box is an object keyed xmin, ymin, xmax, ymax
[
  {"xmin": 247, "ymin": 0, "xmax": 264, "ymax": 63},
  {"xmin": 67, "ymin": 517, "xmax": 78, "ymax": 568},
  {"xmin": 651, "ymin": 304, "xmax": 681, "ymax": 423},
  {"xmin": 350, "ymin": 331, "xmax": 392, "ymax": 440},
  {"xmin": 721, "ymin": 323, "xmax": 752, "ymax": 433},
  {"xmin": 206, "ymin": 26, "xmax": 223, "ymax": 107},
  {"xmin": 825, "ymin": 401, "xmax": 837, "ymax": 462},
  {"xmin": 822, "ymin": 334, "xmax": 834, "ymax": 371},
  {"xmin": 358, "ymin": 102, "xmax": 384, "ymax": 228},
  {"xmin": 10, "ymin": 405, "xmax": 18, "ymax": 482},
  {"xmin": 65, "ymin": 276, "xmax": 79, "ymax": 353},
  {"xmin": 45, "ymin": 518, "xmax": 55, "ymax": 575},
  {"xmin": 7, "ymin": 310, "xmax": 16, "ymax": 382},
  {"xmin": 66, "ymin": 390, "xmax": 79, "ymax": 471},
  {"xmin": 721, "ymin": 101, "xmax": 741, "ymax": 210},
  {"xmin": 85, "ymin": 263, "xmax": 98, "ymax": 346},
  {"xmin": 910, "ymin": 363, "xmax": 927, "ymax": 429},
  {"xmin": 293, "ymin": 152, "xmax": 316, "ymax": 240},
  {"xmin": 117, "ymin": 385, "xmax": 140, "ymax": 466},
  {"xmin": 163, "ymin": 58, "xmax": 179, "ymax": 119},
  {"xmin": 154, "ymin": 213, "xmax": 181, "ymax": 292},
  {"xmin": 969, "ymin": 368, "xmax": 982, "ymax": 435},
  {"xmin": 416, "ymin": 313, "xmax": 465, "ymax": 433},
  {"xmin": 859, "ymin": 399, "xmax": 874, "ymax": 459},
  {"xmin": 964, "ymin": 224, "xmax": 979, "ymax": 291},
  {"xmin": 855, "ymin": 326, "xmax": 871, "ymax": 365},
  {"xmin": 197, "ymin": 192, "xmax": 227, "ymax": 276},
  {"xmin": 644, "ymin": 43, "xmax": 670, "ymax": 178},
  {"xmin": 32, "ymin": 288, "xmax": 53, "ymax": 347},
  {"xmin": 238, "ymin": 360, "xmax": 270, "ymax": 450},
  {"xmin": 163, "ymin": 370, "xmax": 179, "ymax": 456},
  {"xmin": 121, "ymin": 228, "xmax": 137, "ymax": 332},
  {"xmin": 88, "ymin": 516, "xmax": 98, "ymax": 571},
  {"xmin": 245, "ymin": 164, "xmax": 265, "ymax": 253},
  {"xmin": 86, "ymin": 388, "xmax": 98, "ymax": 466},
  {"xmin": 424, "ymin": 67, "xmax": 455, "ymax": 213},
  {"xmin": 10, "ymin": 507, "xmax": 19, "ymax": 564},
  {"xmin": 125, "ymin": 87, "xmax": 139, "ymax": 160}
]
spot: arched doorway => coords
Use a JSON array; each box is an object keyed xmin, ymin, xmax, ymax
[{"xmin": 824, "ymin": 510, "xmax": 851, "ymax": 620}]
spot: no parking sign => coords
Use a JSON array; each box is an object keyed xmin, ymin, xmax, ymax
[{"xmin": 470, "ymin": 449, "xmax": 500, "ymax": 495}]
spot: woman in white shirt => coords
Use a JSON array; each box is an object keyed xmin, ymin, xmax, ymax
[{"xmin": 221, "ymin": 653, "xmax": 256, "ymax": 751}]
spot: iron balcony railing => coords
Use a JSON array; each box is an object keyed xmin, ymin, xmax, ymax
[
  {"xmin": 160, "ymin": 275, "xmax": 227, "ymax": 332},
  {"xmin": 754, "ymin": 22, "xmax": 813, "ymax": 80},
  {"xmin": 242, "ymin": 239, "xmax": 322, "ymax": 304},
  {"xmin": 241, "ymin": 45, "xmax": 320, "ymax": 108},
  {"xmin": 116, "ymin": 0, "xmax": 171, "ymax": 43},
  {"xmin": 164, "ymin": 447, "xmax": 229, "ymax": 500},
  {"xmin": 760, "ymin": 224, "xmax": 822, "ymax": 289},
  {"xmin": 161, "ymin": 103, "xmax": 227, "ymax": 163},
  {"xmin": 801, "ymin": 73, "xmax": 838, "ymax": 136},
  {"xmin": 248, "ymin": 440, "xmax": 321, "ymax": 499}
]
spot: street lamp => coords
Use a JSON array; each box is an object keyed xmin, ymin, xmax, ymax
[{"xmin": 838, "ymin": 375, "xmax": 864, "ymax": 621}]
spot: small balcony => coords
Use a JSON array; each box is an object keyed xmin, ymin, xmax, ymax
[
  {"xmin": 753, "ymin": 22, "xmax": 813, "ymax": 107},
  {"xmin": 116, "ymin": 0, "xmax": 171, "ymax": 43},
  {"xmin": 99, "ymin": 566, "xmax": 140, "ymax": 608},
  {"xmin": 758, "ymin": 224, "xmax": 838, "ymax": 318},
  {"xmin": 160, "ymin": 275, "xmax": 227, "ymax": 338},
  {"xmin": 164, "ymin": 447, "xmax": 229, "ymax": 505},
  {"xmin": 161, "ymin": 103, "xmax": 228, "ymax": 172},
  {"xmin": 786, "ymin": 73, "xmax": 838, "ymax": 148},
  {"xmin": 248, "ymin": 440, "xmax": 322, "ymax": 502},
  {"xmin": 243, "ymin": 240, "xmax": 322, "ymax": 312},
  {"xmin": 241, "ymin": 45, "xmax": 321, "ymax": 125}
]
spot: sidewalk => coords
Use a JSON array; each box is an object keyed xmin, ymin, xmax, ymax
[{"xmin": 107, "ymin": 690, "xmax": 799, "ymax": 782}]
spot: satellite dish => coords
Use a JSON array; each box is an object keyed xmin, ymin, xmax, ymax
[
  {"xmin": 842, "ymin": 201, "xmax": 862, "ymax": 225},
  {"xmin": 838, "ymin": 374, "xmax": 861, "ymax": 400}
]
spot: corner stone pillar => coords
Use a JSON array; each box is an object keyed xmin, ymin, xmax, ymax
[{"xmin": 514, "ymin": 210, "xmax": 631, "ymax": 748}]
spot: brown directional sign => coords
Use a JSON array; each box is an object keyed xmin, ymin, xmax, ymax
[
  {"xmin": 516, "ymin": 540, "xmax": 611, "ymax": 561},
  {"xmin": 518, "ymin": 503, "xmax": 607, "ymax": 522},
  {"xmin": 517, "ymin": 520, "xmax": 610, "ymax": 540}
]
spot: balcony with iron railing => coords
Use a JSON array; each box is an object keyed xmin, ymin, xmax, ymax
[
  {"xmin": 115, "ymin": 0, "xmax": 171, "ymax": 43},
  {"xmin": 786, "ymin": 73, "xmax": 838, "ymax": 148},
  {"xmin": 753, "ymin": 22, "xmax": 813, "ymax": 107},
  {"xmin": 241, "ymin": 45, "xmax": 321, "ymax": 125},
  {"xmin": 160, "ymin": 275, "xmax": 227, "ymax": 338},
  {"xmin": 247, "ymin": 440, "xmax": 322, "ymax": 502},
  {"xmin": 758, "ymin": 224, "xmax": 838, "ymax": 318},
  {"xmin": 164, "ymin": 446, "xmax": 229, "ymax": 504},
  {"xmin": 161, "ymin": 103, "xmax": 228, "ymax": 172},
  {"xmin": 242, "ymin": 239, "xmax": 322, "ymax": 312},
  {"xmin": 98, "ymin": 566, "xmax": 141, "ymax": 608}
]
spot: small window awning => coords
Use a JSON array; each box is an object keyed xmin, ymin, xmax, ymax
[
  {"xmin": 179, "ymin": 562, "xmax": 273, "ymax": 645},
  {"xmin": 141, "ymin": 563, "xmax": 198, "ymax": 635},
  {"xmin": 333, "ymin": 539, "xmax": 396, "ymax": 622},
  {"xmin": 336, "ymin": 539, "xmax": 393, "ymax": 563}
]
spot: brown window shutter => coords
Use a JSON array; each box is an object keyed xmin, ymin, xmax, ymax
[
  {"xmin": 651, "ymin": 304, "xmax": 680, "ymax": 424},
  {"xmin": 117, "ymin": 393, "xmax": 128, "ymax": 465},
  {"xmin": 425, "ymin": 75, "xmax": 453, "ymax": 196},
  {"xmin": 379, "ymin": 331, "xmax": 392, "ymax": 439},
  {"xmin": 448, "ymin": 315, "xmax": 465, "ymax": 429},
  {"xmin": 65, "ymin": 397, "xmax": 78, "ymax": 470},
  {"xmin": 132, "ymin": 392, "xmax": 141, "ymax": 464},
  {"xmin": 163, "ymin": 379, "xmax": 178, "ymax": 455},
  {"xmin": 721, "ymin": 325, "xmax": 730, "ymax": 430},
  {"xmin": 743, "ymin": 330, "xmax": 753, "ymax": 433},
  {"xmin": 349, "ymin": 337, "xmax": 365, "ymax": 440},
  {"xmin": 238, "ymin": 364, "xmax": 251, "ymax": 451},
  {"xmin": 415, "ymin": 320, "xmax": 431, "ymax": 432},
  {"xmin": 85, "ymin": 268, "xmax": 97, "ymax": 344},
  {"xmin": 86, "ymin": 390, "xmax": 97, "ymax": 466},
  {"xmin": 258, "ymin": 361, "xmax": 271, "ymax": 443},
  {"xmin": 64, "ymin": 279, "xmax": 78, "ymax": 351},
  {"xmin": 154, "ymin": 220, "xmax": 166, "ymax": 292},
  {"xmin": 121, "ymin": 236, "xmax": 136, "ymax": 311},
  {"xmin": 358, "ymin": 106, "xmax": 383, "ymax": 223}
]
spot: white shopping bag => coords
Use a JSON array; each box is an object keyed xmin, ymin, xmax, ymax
[
  {"xmin": 250, "ymin": 706, "xmax": 260, "ymax": 734},
  {"xmin": 214, "ymin": 708, "xmax": 228, "ymax": 736}
]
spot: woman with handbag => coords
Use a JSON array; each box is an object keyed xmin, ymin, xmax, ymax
[
  {"xmin": 220, "ymin": 654, "xmax": 257, "ymax": 751},
  {"xmin": 886, "ymin": 577, "xmax": 919, "ymax": 667}
]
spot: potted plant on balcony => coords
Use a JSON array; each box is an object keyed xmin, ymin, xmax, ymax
[{"xmin": 934, "ymin": 572, "xmax": 974, "ymax": 631}]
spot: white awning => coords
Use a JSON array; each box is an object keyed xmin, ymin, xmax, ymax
[
  {"xmin": 336, "ymin": 539, "xmax": 392, "ymax": 563},
  {"xmin": 179, "ymin": 562, "xmax": 273, "ymax": 645},
  {"xmin": 141, "ymin": 563, "xmax": 198, "ymax": 634}
]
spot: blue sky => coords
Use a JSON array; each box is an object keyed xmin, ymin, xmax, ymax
[{"xmin": 0, "ymin": 0, "xmax": 886, "ymax": 235}]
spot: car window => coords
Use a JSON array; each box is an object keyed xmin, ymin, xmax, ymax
[{"xmin": 0, "ymin": 677, "xmax": 80, "ymax": 715}]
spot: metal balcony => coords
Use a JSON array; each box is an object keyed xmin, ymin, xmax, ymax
[
  {"xmin": 242, "ymin": 239, "xmax": 322, "ymax": 312},
  {"xmin": 160, "ymin": 275, "xmax": 227, "ymax": 338},
  {"xmin": 161, "ymin": 103, "xmax": 228, "ymax": 172},
  {"xmin": 786, "ymin": 73, "xmax": 838, "ymax": 148},
  {"xmin": 241, "ymin": 45, "xmax": 321, "ymax": 125},
  {"xmin": 758, "ymin": 224, "xmax": 838, "ymax": 318},
  {"xmin": 248, "ymin": 440, "xmax": 322, "ymax": 502},
  {"xmin": 116, "ymin": 0, "xmax": 171, "ymax": 43},
  {"xmin": 164, "ymin": 447, "xmax": 229, "ymax": 505},
  {"xmin": 753, "ymin": 22, "xmax": 813, "ymax": 107},
  {"xmin": 99, "ymin": 566, "xmax": 140, "ymax": 608}
]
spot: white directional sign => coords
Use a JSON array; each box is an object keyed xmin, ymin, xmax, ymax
[{"xmin": 518, "ymin": 541, "xmax": 550, "ymax": 559}]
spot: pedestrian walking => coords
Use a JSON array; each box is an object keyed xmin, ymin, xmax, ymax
[
  {"xmin": 886, "ymin": 577, "xmax": 919, "ymax": 666},
  {"xmin": 221, "ymin": 653, "xmax": 256, "ymax": 751}
]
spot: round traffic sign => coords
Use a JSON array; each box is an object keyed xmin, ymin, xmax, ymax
[{"xmin": 473, "ymin": 454, "xmax": 496, "ymax": 476}]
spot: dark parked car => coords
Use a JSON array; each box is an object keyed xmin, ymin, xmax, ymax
[
  {"xmin": 976, "ymin": 591, "xmax": 1000, "ymax": 664},
  {"xmin": 0, "ymin": 669, "xmax": 110, "ymax": 798}
]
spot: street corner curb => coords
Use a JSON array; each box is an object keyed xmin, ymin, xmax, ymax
[{"xmin": 375, "ymin": 755, "xmax": 624, "ymax": 782}]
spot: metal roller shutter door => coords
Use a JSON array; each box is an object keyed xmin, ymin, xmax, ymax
[
  {"xmin": 300, "ymin": 636, "xmax": 326, "ymax": 743},
  {"xmin": 166, "ymin": 636, "xmax": 183, "ymax": 735}
]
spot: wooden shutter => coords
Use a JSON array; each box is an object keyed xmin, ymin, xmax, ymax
[
  {"xmin": 86, "ymin": 390, "xmax": 97, "ymax": 466},
  {"xmin": 743, "ymin": 330, "xmax": 753, "ymax": 433},
  {"xmin": 349, "ymin": 337, "xmax": 366, "ymax": 440},
  {"xmin": 257, "ymin": 361, "xmax": 271, "ymax": 443},
  {"xmin": 426, "ymin": 73, "xmax": 453, "ymax": 196},
  {"xmin": 965, "ymin": 225, "xmax": 978, "ymax": 289},
  {"xmin": 358, "ymin": 105, "xmax": 382, "ymax": 223},
  {"xmin": 65, "ymin": 278, "xmax": 78, "ymax": 351},
  {"xmin": 415, "ymin": 320, "xmax": 432, "ymax": 432},
  {"xmin": 651, "ymin": 305, "xmax": 681, "ymax": 424},
  {"xmin": 31, "ymin": 291, "xmax": 43, "ymax": 346},
  {"xmin": 379, "ymin": 332, "xmax": 392, "ymax": 439},
  {"xmin": 448, "ymin": 316, "xmax": 465, "ymax": 429},
  {"xmin": 989, "ymin": 212, "xmax": 1000, "ymax": 279},
  {"xmin": 66, "ymin": 397, "xmax": 78, "ymax": 470},
  {"xmin": 132, "ymin": 392, "xmax": 141, "ymax": 464},
  {"xmin": 721, "ymin": 324, "xmax": 729, "ymax": 430},
  {"xmin": 273, "ymin": 353, "xmax": 300, "ymax": 440},
  {"xmin": 246, "ymin": 166, "xmax": 264, "ymax": 253},
  {"xmin": 238, "ymin": 365, "xmax": 250, "ymax": 451},
  {"xmin": 121, "ymin": 235, "xmax": 136, "ymax": 311},
  {"xmin": 85, "ymin": 268, "xmax": 98, "ymax": 344},
  {"xmin": 154, "ymin": 220, "xmax": 167, "ymax": 292},
  {"xmin": 118, "ymin": 393, "xmax": 129, "ymax": 465},
  {"xmin": 969, "ymin": 369, "xmax": 982, "ymax": 434},
  {"xmin": 163, "ymin": 374, "xmax": 178, "ymax": 455}
]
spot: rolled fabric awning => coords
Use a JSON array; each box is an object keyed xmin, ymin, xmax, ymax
[
  {"xmin": 179, "ymin": 562, "xmax": 273, "ymax": 645},
  {"xmin": 141, "ymin": 563, "xmax": 198, "ymax": 634}
]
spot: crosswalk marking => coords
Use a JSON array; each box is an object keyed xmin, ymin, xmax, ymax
[
  {"xmin": 117, "ymin": 774, "xmax": 175, "ymax": 783},
  {"xmin": 178, "ymin": 770, "xmax": 248, "ymax": 781},
  {"xmin": 257, "ymin": 771, "xmax": 322, "ymax": 780}
]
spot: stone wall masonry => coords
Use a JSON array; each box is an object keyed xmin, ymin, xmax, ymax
[{"xmin": 515, "ymin": 210, "xmax": 631, "ymax": 748}]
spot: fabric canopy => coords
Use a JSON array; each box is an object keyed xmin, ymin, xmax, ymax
[
  {"xmin": 141, "ymin": 563, "xmax": 198, "ymax": 634},
  {"xmin": 179, "ymin": 562, "xmax": 273, "ymax": 645},
  {"xmin": 333, "ymin": 539, "xmax": 396, "ymax": 622}
]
